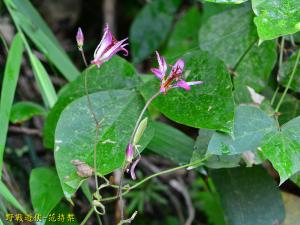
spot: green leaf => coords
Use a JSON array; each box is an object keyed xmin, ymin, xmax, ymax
[
  {"xmin": 211, "ymin": 166, "xmax": 285, "ymax": 225},
  {"xmin": 4, "ymin": 0, "xmax": 79, "ymax": 81},
  {"xmin": 279, "ymin": 50, "xmax": 300, "ymax": 93},
  {"xmin": 0, "ymin": 181, "xmax": 27, "ymax": 214},
  {"xmin": 140, "ymin": 50, "xmax": 234, "ymax": 132},
  {"xmin": 261, "ymin": 116, "xmax": 300, "ymax": 184},
  {"xmin": 0, "ymin": 33, "xmax": 23, "ymax": 177},
  {"xmin": 191, "ymin": 129, "xmax": 242, "ymax": 169},
  {"xmin": 208, "ymin": 105, "xmax": 277, "ymax": 155},
  {"xmin": 130, "ymin": 0, "xmax": 181, "ymax": 63},
  {"xmin": 234, "ymin": 40, "xmax": 276, "ymax": 92},
  {"xmin": 252, "ymin": 0, "xmax": 300, "ymax": 41},
  {"xmin": 147, "ymin": 121, "xmax": 195, "ymax": 164},
  {"xmin": 45, "ymin": 202, "xmax": 77, "ymax": 225},
  {"xmin": 205, "ymin": 0, "xmax": 248, "ymax": 3},
  {"xmin": 10, "ymin": 101, "xmax": 46, "ymax": 124},
  {"xmin": 282, "ymin": 192, "xmax": 300, "ymax": 225},
  {"xmin": 163, "ymin": 7, "xmax": 201, "ymax": 60},
  {"xmin": 200, "ymin": 4, "xmax": 277, "ymax": 93},
  {"xmin": 30, "ymin": 167, "xmax": 64, "ymax": 218},
  {"xmin": 54, "ymin": 90, "xmax": 154, "ymax": 199},
  {"xmin": 28, "ymin": 53, "xmax": 57, "ymax": 108},
  {"xmin": 43, "ymin": 56, "xmax": 142, "ymax": 149},
  {"xmin": 199, "ymin": 5, "xmax": 256, "ymax": 68}
]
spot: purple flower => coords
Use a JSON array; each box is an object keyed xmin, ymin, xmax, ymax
[
  {"xmin": 76, "ymin": 27, "xmax": 84, "ymax": 50},
  {"xmin": 125, "ymin": 144, "xmax": 134, "ymax": 163},
  {"xmin": 91, "ymin": 24, "xmax": 128, "ymax": 67},
  {"xmin": 129, "ymin": 157, "xmax": 141, "ymax": 180},
  {"xmin": 151, "ymin": 51, "xmax": 203, "ymax": 93}
]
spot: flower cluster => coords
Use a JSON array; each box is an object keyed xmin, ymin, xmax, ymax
[
  {"xmin": 76, "ymin": 24, "xmax": 203, "ymax": 180},
  {"xmin": 151, "ymin": 51, "xmax": 203, "ymax": 93}
]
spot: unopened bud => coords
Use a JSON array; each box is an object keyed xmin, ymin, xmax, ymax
[
  {"xmin": 133, "ymin": 117, "xmax": 148, "ymax": 146},
  {"xmin": 76, "ymin": 27, "xmax": 84, "ymax": 50},
  {"xmin": 125, "ymin": 143, "xmax": 134, "ymax": 163}
]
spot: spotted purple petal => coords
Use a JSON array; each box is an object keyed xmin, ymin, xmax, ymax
[
  {"xmin": 175, "ymin": 80, "xmax": 190, "ymax": 91},
  {"xmin": 92, "ymin": 24, "xmax": 128, "ymax": 67},
  {"xmin": 151, "ymin": 51, "xmax": 167, "ymax": 80},
  {"xmin": 151, "ymin": 68, "xmax": 164, "ymax": 80},
  {"xmin": 174, "ymin": 80, "xmax": 203, "ymax": 91},
  {"xmin": 171, "ymin": 59, "xmax": 184, "ymax": 75}
]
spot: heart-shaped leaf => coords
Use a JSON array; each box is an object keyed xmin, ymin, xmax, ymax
[
  {"xmin": 140, "ymin": 50, "xmax": 234, "ymax": 133},
  {"xmin": 54, "ymin": 90, "xmax": 154, "ymax": 199},
  {"xmin": 43, "ymin": 56, "xmax": 141, "ymax": 149},
  {"xmin": 252, "ymin": 0, "xmax": 300, "ymax": 41},
  {"xmin": 261, "ymin": 116, "xmax": 300, "ymax": 184},
  {"xmin": 208, "ymin": 105, "xmax": 277, "ymax": 155}
]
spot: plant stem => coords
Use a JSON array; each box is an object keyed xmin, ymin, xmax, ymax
[
  {"xmin": 104, "ymin": 156, "xmax": 208, "ymax": 202},
  {"xmin": 271, "ymin": 37, "xmax": 285, "ymax": 106},
  {"xmin": 80, "ymin": 208, "xmax": 94, "ymax": 225},
  {"xmin": 117, "ymin": 91, "xmax": 160, "ymax": 221},
  {"xmin": 80, "ymin": 49, "xmax": 89, "ymax": 67},
  {"xmin": 275, "ymin": 48, "xmax": 300, "ymax": 112},
  {"xmin": 129, "ymin": 91, "xmax": 161, "ymax": 144},
  {"xmin": 270, "ymin": 86, "xmax": 279, "ymax": 106}
]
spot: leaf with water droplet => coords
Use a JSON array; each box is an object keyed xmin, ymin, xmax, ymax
[
  {"xmin": 208, "ymin": 105, "xmax": 277, "ymax": 155},
  {"xmin": 252, "ymin": 0, "xmax": 300, "ymax": 40}
]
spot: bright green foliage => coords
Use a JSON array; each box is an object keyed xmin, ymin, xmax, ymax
[
  {"xmin": 252, "ymin": 0, "xmax": 300, "ymax": 41},
  {"xmin": 141, "ymin": 50, "xmax": 234, "ymax": 133},
  {"xmin": 130, "ymin": 0, "xmax": 181, "ymax": 63},
  {"xmin": 211, "ymin": 167, "xmax": 285, "ymax": 225},
  {"xmin": 0, "ymin": 33, "xmax": 23, "ymax": 178},
  {"xmin": 55, "ymin": 90, "xmax": 154, "ymax": 199},
  {"xmin": 43, "ymin": 56, "xmax": 142, "ymax": 149},
  {"xmin": 261, "ymin": 116, "xmax": 300, "ymax": 184},
  {"xmin": 4, "ymin": 0, "xmax": 79, "ymax": 81},
  {"xmin": 163, "ymin": 7, "xmax": 201, "ymax": 60},
  {"xmin": 191, "ymin": 129, "xmax": 241, "ymax": 169},
  {"xmin": 279, "ymin": 50, "xmax": 300, "ymax": 92},
  {"xmin": 208, "ymin": 105, "xmax": 277, "ymax": 155},
  {"xmin": 30, "ymin": 167, "xmax": 64, "ymax": 218},
  {"xmin": 147, "ymin": 121, "xmax": 195, "ymax": 164},
  {"xmin": 0, "ymin": 181, "xmax": 26, "ymax": 214},
  {"xmin": 205, "ymin": 0, "xmax": 248, "ymax": 3},
  {"xmin": 10, "ymin": 101, "xmax": 46, "ymax": 124}
]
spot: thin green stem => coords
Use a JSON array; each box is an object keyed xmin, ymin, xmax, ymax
[
  {"xmin": 80, "ymin": 49, "xmax": 88, "ymax": 67},
  {"xmin": 271, "ymin": 37, "xmax": 285, "ymax": 106},
  {"xmin": 129, "ymin": 91, "xmax": 161, "ymax": 144},
  {"xmin": 270, "ymin": 86, "xmax": 279, "ymax": 106},
  {"xmin": 103, "ymin": 156, "xmax": 208, "ymax": 202},
  {"xmin": 118, "ymin": 91, "xmax": 160, "ymax": 221},
  {"xmin": 275, "ymin": 49, "xmax": 300, "ymax": 112},
  {"xmin": 80, "ymin": 208, "xmax": 94, "ymax": 225}
]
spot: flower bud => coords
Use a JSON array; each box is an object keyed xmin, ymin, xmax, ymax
[
  {"xmin": 125, "ymin": 143, "xmax": 134, "ymax": 163},
  {"xmin": 133, "ymin": 117, "xmax": 148, "ymax": 146},
  {"xmin": 76, "ymin": 27, "xmax": 84, "ymax": 50}
]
